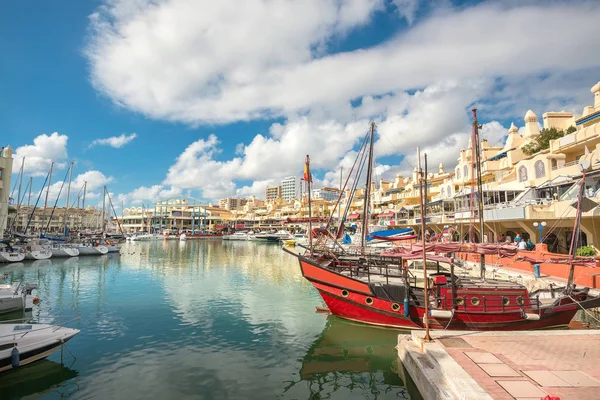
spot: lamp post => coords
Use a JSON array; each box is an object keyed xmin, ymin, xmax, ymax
[{"xmin": 532, "ymin": 221, "xmax": 547, "ymax": 242}]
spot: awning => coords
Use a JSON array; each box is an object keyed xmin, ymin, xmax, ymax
[
  {"xmin": 235, "ymin": 224, "xmax": 245, "ymax": 229},
  {"xmin": 485, "ymin": 148, "xmax": 516, "ymax": 162},
  {"xmin": 347, "ymin": 212, "xmax": 361, "ymax": 220},
  {"xmin": 215, "ymin": 225, "xmax": 226, "ymax": 230},
  {"xmin": 378, "ymin": 210, "xmax": 395, "ymax": 218}
]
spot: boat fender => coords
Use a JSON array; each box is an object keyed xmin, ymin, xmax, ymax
[
  {"xmin": 11, "ymin": 345, "xmax": 19, "ymax": 368},
  {"xmin": 33, "ymin": 296, "xmax": 40, "ymax": 304},
  {"xmin": 429, "ymin": 309, "xmax": 453, "ymax": 319},
  {"xmin": 403, "ymin": 298, "xmax": 410, "ymax": 317},
  {"xmin": 523, "ymin": 313, "xmax": 540, "ymax": 320}
]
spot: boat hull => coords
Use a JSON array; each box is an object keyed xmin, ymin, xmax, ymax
[
  {"xmin": 24, "ymin": 249, "xmax": 52, "ymax": 260},
  {"xmin": 0, "ymin": 296, "xmax": 25, "ymax": 314},
  {"xmin": 51, "ymin": 247, "xmax": 79, "ymax": 257},
  {"xmin": 77, "ymin": 245, "xmax": 108, "ymax": 255},
  {"xmin": 296, "ymin": 255, "xmax": 582, "ymax": 331},
  {"xmin": 0, "ymin": 251, "xmax": 25, "ymax": 263},
  {"xmin": 0, "ymin": 324, "xmax": 79, "ymax": 373}
]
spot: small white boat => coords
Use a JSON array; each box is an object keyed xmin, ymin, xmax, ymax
[
  {"xmin": 50, "ymin": 245, "xmax": 79, "ymax": 257},
  {"xmin": 0, "ymin": 281, "xmax": 38, "ymax": 315},
  {"xmin": 223, "ymin": 231, "xmax": 251, "ymax": 241},
  {"xmin": 0, "ymin": 323, "xmax": 79, "ymax": 373},
  {"xmin": 74, "ymin": 244, "xmax": 109, "ymax": 255},
  {"xmin": 179, "ymin": 234, "xmax": 187, "ymax": 241},
  {"xmin": 0, "ymin": 246, "xmax": 25, "ymax": 263},
  {"xmin": 131, "ymin": 233, "xmax": 163, "ymax": 241}
]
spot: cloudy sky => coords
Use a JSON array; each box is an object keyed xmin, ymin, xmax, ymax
[{"xmin": 2, "ymin": 0, "xmax": 599, "ymax": 208}]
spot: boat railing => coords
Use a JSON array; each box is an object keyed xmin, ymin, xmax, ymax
[{"xmin": 432, "ymin": 293, "xmax": 542, "ymax": 314}]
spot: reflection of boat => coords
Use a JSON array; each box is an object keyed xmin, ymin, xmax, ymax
[
  {"xmin": 0, "ymin": 359, "xmax": 79, "ymax": 400},
  {"xmin": 0, "ymin": 323, "xmax": 79, "ymax": 372},
  {"xmin": 296, "ymin": 316, "xmax": 418, "ymax": 399}
]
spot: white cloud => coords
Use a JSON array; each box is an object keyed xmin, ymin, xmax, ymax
[
  {"xmin": 118, "ymin": 185, "xmax": 182, "ymax": 205},
  {"xmin": 86, "ymin": 0, "xmax": 600, "ymax": 125},
  {"xmin": 89, "ymin": 133, "xmax": 137, "ymax": 148},
  {"xmin": 44, "ymin": 170, "xmax": 114, "ymax": 206},
  {"xmin": 13, "ymin": 133, "xmax": 68, "ymax": 177}
]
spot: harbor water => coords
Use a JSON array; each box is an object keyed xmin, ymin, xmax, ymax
[{"xmin": 0, "ymin": 240, "xmax": 421, "ymax": 400}]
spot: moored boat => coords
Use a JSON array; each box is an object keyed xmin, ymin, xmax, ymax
[
  {"xmin": 0, "ymin": 245, "xmax": 25, "ymax": 263},
  {"xmin": 74, "ymin": 244, "xmax": 108, "ymax": 255},
  {"xmin": 0, "ymin": 323, "xmax": 79, "ymax": 373},
  {"xmin": 50, "ymin": 245, "xmax": 79, "ymax": 257}
]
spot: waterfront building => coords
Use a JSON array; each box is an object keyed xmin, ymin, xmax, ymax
[
  {"xmin": 8, "ymin": 206, "xmax": 107, "ymax": 234},
  {"xmin": 312, "ymin": 187, "xmax": 342, "ymax": 201},
  {"xmin": 265, "ymin": 185, "xmax": 282, "ymax": 201},
  {"xmin": 0, "ymin": 146, "xmax": 14, "ymax": 239},
  {"xmin": 370, "ymin": 81, "xmax": 600, "ymax": 253},
  {"xmin": 281, "ymin": 176, "xmax": 300, "ymax": 201},
  {"xmin": 219, "ymin": 197, "xmax": 248, "ymax": 211}
]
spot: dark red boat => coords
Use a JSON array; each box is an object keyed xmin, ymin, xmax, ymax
[{"xmin": 284, "ymin": 247, "xmax": 600, "ymax": 330}]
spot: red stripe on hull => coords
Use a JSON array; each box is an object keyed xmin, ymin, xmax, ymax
[
  {"xmin": 312, "ymin": 281, "xmax": 577, "ymax": 331},
  {"xmin": 300, "ymin": 260, "xmax": 372, "ymax": 295}
]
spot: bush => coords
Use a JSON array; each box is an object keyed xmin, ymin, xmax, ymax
[
  {"xmin": 522, "ymin": 127, "xmax": 574, "ymax": 155},
  {"xmin": 576, "ymin": 245, "xmax": 597, "ymax": 257}
]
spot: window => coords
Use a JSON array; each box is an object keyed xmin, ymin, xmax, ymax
[
  {"xmin": 456, "ymin": 168, "xmax": 461, "ymax": 179},
  {"xmin": 518, "ymin": 166, "xmax": 528, "ymax": 182},
  {"xmin": 551, "ymin": 159, "xmax": 558, "ymax": 170},
  {"xmin": 447, "ymin": 185, "xmax": 451, "ymax": 196},
  {"xmin": 441, "ymin": 187, "xmax": 445, "ymax": 197},
  {"xmin": 463, "ymin": 165, "xmax": 468, "ymax": 179},
  {"xmin": 534, "ymin": 160, "xmax": 545, "ymax": 179}
]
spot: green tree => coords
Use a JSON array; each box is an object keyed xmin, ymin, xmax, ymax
[{"xmin": 522, "ymin": 126, "xmax": 575, "ymax": 155}]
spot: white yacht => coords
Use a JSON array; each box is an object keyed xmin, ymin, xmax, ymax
[
  {"xmin": 131, "ymin": 233, "xmax": 163, "ymax": 241},
  {"xmin": 22, "ymin": 240, "xmax": 52, "ymax": 260},
  {"xmin": 0, "ymin": 245, "xmax": 25, "ymax": 263},
  {"xmin": 0, "ymin": 281, "xmax": 38, "ymax": 315},
  {"xmin": 0, "ymin": 323, "xmax": 79, "ymax": 372},
  {"xmin": 50, "ymin": 244, "xmax": 79, "ymax": 257},
  {"xmin": 223, "ymin": 231, "xmax": 251, "ymax": 241},
  {"xmin": 73, "ymin": 243, "xmax": 109, "ymax": 255}
]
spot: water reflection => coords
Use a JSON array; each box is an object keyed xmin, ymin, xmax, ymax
[
  {"xmin": 0, "ymin": 360, "xmax": 79, "ymax": 400},
  {"xmin": 284, "ymin": 316, "xmax": 420, "ymax": 400},
  {"xmin": 0, "ymin": 241, "xmax": 415, "ymax": 400}
]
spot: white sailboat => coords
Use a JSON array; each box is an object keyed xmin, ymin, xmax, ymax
[
  {"xmin": 22, "ymin": 240, "xmax": 52, "ymax": 260},
  {"xmin": 50, "ymin": 244, "xmax": 79, "ymax": 257},
  {"xmin": 0, "ymin": 245, "xmax": 25, "ymax": 263},
  {"xmin": 73, "ymin": 243, "xmax": 108, "ymax": 255}
]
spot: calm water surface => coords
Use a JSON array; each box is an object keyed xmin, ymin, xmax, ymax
[{"xmin": 0, "ymin": 240, "xmax": 421, "ymax": 400}]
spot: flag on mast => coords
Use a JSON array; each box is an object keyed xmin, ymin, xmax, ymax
[{"xmin": 303, "ymin": 155, "xmax": 312, "ymax": 182}]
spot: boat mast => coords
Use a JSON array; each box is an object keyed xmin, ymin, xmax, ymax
[
  {"xmin": 361, "ymin": 121, "xmax": 375, "ymax": 252},
  {"xmin": 15, "ymin": 157, "xmax": 24, "ymax": 232},
  {"xmin": 417, "ymin": 147, "xmax": 431, "ymax": 341},
  {"xmin": 27, "ymin": 177, "xmax": 32, "ymax": 208},
  {"xmin": 566, "ymin": 160, "xmax": 590, "ymax": 291},
  {"xmin": 40, "ymin": 161, "xmax": 54, "ymax": 235},
  {"xmin": 305, "ymin": 154, "xmax": 313, "ymax": 255},
  {"xmin": 101, "ymin": 186, "xmax": 106, "ymax": 234},
  {"xmin": 81, "ymin": 181, "xmax": 87, "ymax": 231},
  {"xmin": 472, "ymin": 109, "xmax": 486, "ymax": 279},
  {"xmin": 63, "ymin": 162, "xmax": 74, "ymax": 236}
]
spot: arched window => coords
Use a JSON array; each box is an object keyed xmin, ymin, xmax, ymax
[
  {"xmin": 534, "ymin": 160, "xmax": 545, "ymax": 179},
  {"xmin": 447, "ymin": 185, "xmax": 451, "ymax": 196},
  {"xmin": 456, "ymin": 168, "xmax": 461, "ymax": 179},
  {"xmin": 518, "ymin": 166, "xmax": 528, "ymax": 182},
  {"xmin": 551, "ymin": 159, "xmax": 557, "ymax": 170},
  {"xmin": 463, "ymin": 165, "xmax": 468, "ymax": 179},
  {"xmin": 441, "ymin": 187, "xmax": 445, "ymax": 197}
]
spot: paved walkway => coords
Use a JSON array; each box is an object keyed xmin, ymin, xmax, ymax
[{"xmin": 399, "ymin": 330, "xmax": 600, "ymax": 400}]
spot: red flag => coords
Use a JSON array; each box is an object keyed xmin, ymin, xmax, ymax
[{"xmin": 303, "ymin": 155, "xmax": 312, "ymax": 182}]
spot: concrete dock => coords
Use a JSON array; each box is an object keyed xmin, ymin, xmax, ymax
[{"xmin": 398, "ymin": 330, "xmax": 600, "ymax": 400}]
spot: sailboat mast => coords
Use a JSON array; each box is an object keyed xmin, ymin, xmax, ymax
[
  {"xmin": 418, "ymin": 147, "xmax": 431, "ymax": 341},
  {"xmin": 40, "ymin": 162, "xmax": 54, "ymax": 235},
  {"xmin": 566, "ymin": 164, "xmax": 588, "ymax": 290},
  {"xmin": 101, "ymin": 186, "xmax": 106, "ymax": 233},
  {"xmin": 63, "ymin": 162, "xmax": 74, "ymax": 235},
  {"xmin": 306, "ymin": 155, "xmax": 313, "ymax": 255},
  {"xmin": 361, "ymin": 121, "xmax": 375, "ymax": 251},
  {"xmin": 472, "ymin": 109, "xmax": 486, "ymax": 279},
  {"xmin": 27, "ymin": 177, "xmax": 32, "ymax": 207}
]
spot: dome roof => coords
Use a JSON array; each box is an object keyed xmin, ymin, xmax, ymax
[{"xmin": 524, "ymin": 110, "xmax": 537, "ymax": 123}]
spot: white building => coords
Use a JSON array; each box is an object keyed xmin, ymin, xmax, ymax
[
  {"xmin": 281, "ymin": 176, "xmax": 300, "ymax": 201},
  {"xmin": 312, "ymin": 187, "xmax": 342, "ymax": 201},
  {"xmin": 0, "ymin": 146, "xmax": 14, "ymax": 239}
]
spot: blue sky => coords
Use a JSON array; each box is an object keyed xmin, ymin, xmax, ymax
[{"xmin": 2, "ymin": 0, "xmax": 599, "ymax": 209}]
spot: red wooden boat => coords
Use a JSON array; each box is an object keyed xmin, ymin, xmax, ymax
[
  {"xmin": 284, "ymin": 247, "xmax": 600, "ymax": 330},
  {"xmin": 288, "ymin": 115, "xmax": 600, "ymax": 331}
]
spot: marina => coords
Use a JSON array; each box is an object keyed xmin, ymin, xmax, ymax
[{"xmin": 0, "ymin": 240, "xmax": 419, "ymax": 399}]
